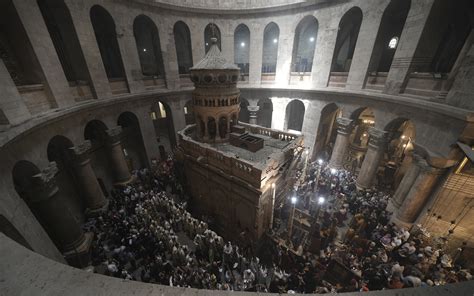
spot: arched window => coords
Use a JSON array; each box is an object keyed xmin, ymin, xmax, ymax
[
  {"xmin": 367, "ymin": 0, "xmax": 410, "ymax": 73},
  {"xmin": 285, "ymin": 100, "xmax": 305, "ymax": 132},
  {"xmin": 234, "ymin": 24, "xmax": 250, "ymax": 77},
  {"xmin": 262, "ymin": 22, "xmax": 279, "ymax": 74},
  {"xmin": 291, "ymin": 16, "xmax": 319, "ymax": 73},
  {"xmin": 133, "ymin": 15, "xmax": 165, "ymax": 78},
  {"xmin": 173, "ymin": 21, "xmax": 193, "ymax": 74},
  {"xmin": 204, "ymin": 23, "xmax": 221, "ymax": 53},
  {"xmin": 90, "ymin": 5, "xmax": 125, "ymax": 79},
  {"xmin": 331, "ymin": 7, "xmax": 363, "ymax": 72}
]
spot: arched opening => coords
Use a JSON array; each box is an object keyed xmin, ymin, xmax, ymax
[
  {"xmin": 151, "ymin": 101, "xmax": 176, "ymax": 157},
  {"xmin": 239, "ymin": 98, "xmax": 250, "ymax": 123},
  {"xmin": 47, "ymin": 135, "xmax": 84, "ymax": 223},
  {"xmin": 345, "ymin": 107, "xmax": 375, "ymax": 172},
  {"xmin": 257, "ymin": 98, "xmax": 273, "ymax": 128},
  {"xmin": 133, "ymin": 15, "xmax": 166, "ymax": 89},
  {"xmin": 204, "ymin": 23, "xmax": 221, "ymax": 53},
  {"xmin": 313, "ymin": 103, "xmax": 341, "ymax": 161},
  {"xmin": 403, "ymin": 0, "xmax": 473, "ymax": 97},
  {"xmin": 84, "ymin": 119, "xmax": 113, "ymax": 190},
  {"xmin": 118, "ymin": 112, "xmax": 148, "ymax": 170},
  {"xmin": 0, "ymin": 215, "xmax": 31, "ymax": 250},
  {"xmin": 38, "ymin": 0, "xmax": 92, "ymax": 100},
  {"xmin": 0, "ymin": 0, "xmax": 53, "ymax": 114},
  {"xmin": 261, "ymin": 22, "xmax": 279, "ymax": 82},
  {"xmin": 174, "ymin": 21, "xmax": 193, "ymax": 75},
  {"xmin": 218, "ymin": 116, "xmax": 228, "ymax": 139},
  {"xmin": 329, "ymin": 7, "xmax": 363, "ymax": 87},
  {"xmin": 234, "ymin": 24, "xmax": 250, "ymax": 81},
  {"xmin": 90, "ymin": 5, "xmax": 127, "ymax": 94},
  {"xmin": 207, "ymin": 117, "xmax": 217, "ymax": 140},
  {"xmin": 291, "ymin": 16, "xmax": 318, "ymax": 84},
  {"xmin": 383, "ymin": 118, "xmax": 415, "ymax": 190},
  {"xmin": 285, "ymin": 100, "xmax": 305, "ymax": 132},
  {"xmin": 231, "ymin": 113, "xmax": 238, "ymax": 127},
  {"xmin": 184, "ymin": 100, "xmax": 195, "ymax": 125},
  {"xmin": 365, "ymin": 0, "xmax": 411, "ymax": 91},
  {"xmin": 198, "ymin": 116, "xmax": 205, "ymax": 138}
]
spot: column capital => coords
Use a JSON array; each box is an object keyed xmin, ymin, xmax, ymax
[
  {"xmin": 70, "ymin": 140, "xmax": 92, "ymax": 162},
  {"xmin": 335, "ymin": 117, "xmax": 354, "ymax": 135},
  {"xmin": 247, "ymin": 106, "xmax": 260, "ymax": 113},
  {"xmin": 367, "ymin": 127, "xmax": 389, "ymax": 149},
  {"xmin": 106, "ymin": 126, "xmax": 123, "ymax": 144},
  {"xmin": 31, "ymin": 162, "xmax": 59, "ymax": 203},
  {"xmin": 413, "ymin": 153, "xmax": 444, "ymax": 175}
]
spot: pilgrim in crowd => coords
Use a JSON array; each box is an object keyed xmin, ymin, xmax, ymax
[{"xmin": 85, "ymin": 156, "xmax": 472, "ymax": 293}]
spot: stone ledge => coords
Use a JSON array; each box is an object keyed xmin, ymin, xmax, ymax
[{"xmin": 1, "ymin": 233, "xmax": 473, "ymax": 295}]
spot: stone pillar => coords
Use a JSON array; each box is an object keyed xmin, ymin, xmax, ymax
[
  {"xmin": 248, "ymin": 106, "xmax": 260, "ymax": 125},
  {"xmin": 275, "ymin": 26, "xmax": 293, "ymax": 86},
  {"xmin": 270, "ymin": 99, "xmax": 288, "ymax": 130},
  {"xmin": 356, "ymin": 128, "xmax": 388, "ymax": 189},
  {"xmin": 0, "ymin": 59, "xmax": 31, "ymax": 126},
  {"xmin": 70, "ymin": 140, "xmax": 108, "ymax": 215},
  {"xmin": 394, "ymin": 157, "xmax": 444, "ymax": 226},
  {"xmin": 29, "ymin": 162, "xmax": 92, "ymax": 266},
  {"xmin": 249, "ymin": 23, "xmax": 263, "ymax": 86},
  {"xmin": 328, "ymin": 118, "xmax": 354, "ymax": 169},
  {"xmin": 345, "ymin": 1, "xmax": 386, "ymax": 90},
  {"xmin": 312, "ymin": 15, "xmax": 339, "ymax": 87},
  {"xmin": 156, "ymin": 20, "xmax": 180, "ymax": 90},
  {"xmin": 13, "ymin": 0, "xmax": 75, "ymax": 108},
  {"xmin": 65, "ymin": 0, "xmax": 112, "ymax": 98},
  {"xmin": 106, "ymin": 127, "xmax": 132, "ymax": 185},
  {"xmin": 388, "ymin": 154, "xmax": 422, "ymax": 211},
  {"xmin": 384, "ymin": 0, "xmax": 436, "ymax": 95}
]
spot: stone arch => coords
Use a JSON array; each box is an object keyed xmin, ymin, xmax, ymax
[
  {"xmin": 262, "ymin": 22, "xmax": 280, "ymax": 75},
  {"xmin": 313, "ymin": 103, "xmax": 341, "ymax": 161},
  {"xmin": 257, "ymin": 98, "xmax": 273, "ymax": 128},
  {"xmin": 218, "ymin": 116, "xmax": 228, "ymax": 139},
  {"xmin": 204, "ymin": 23, "xmax": 221, "ymax": 53},
  {"xmin": 0, "ymin": 215, "xmax": 31, "ymax": 250},
  {"xmin": 331, "ymin": 7, "xmax": 363, "ymax": 73},
  {"xmin": 239, "ymin": 98, "xmax": 250, "ymax": 123},
  {"xmin": 344, "ymin": 107, "xmax": 375, "ymax": 171},
  {"xmin": 118, "ymin": 111, "xmax": 148, "ymax": 170},
  {"xmin": 367, "ymin": 0, "xmax": 411, "ymax": 74},
  {"xmin": 84, "ymin": 119, "xmax": 113, "ymax": 190},
  {"xmin": 151, "ymin": 100, "xmax": 176, "ymax": 154},
  {"xmin": 285, "ymin": 99, "xmax": 305, "ymax": 132},
  {"xmin": 234, "ymin": 24, "xmax": 251, "ymax": 78},
  {"xmin": 173, "ymin": 21, "xmax": 193, "ymax": 74},
  {"xmin": 207, "ymin": 117, "xmax": 217, "ymax": 140},
  {"xmin": 90, "ymin": 5, "xmax": 126, "ymax": 80},
  {"xmin": 12, "ymin": 160, "xmax": 41, "ymax": 203},
  {"xmin": 291, "ymin": 15, "xmax": 319, "ymax": 73},
  {"xmin": 133, "ymin": 15, "xmax": 166, "ymax": 79},
  {"xmin": 47, "ymin": 135, "xmax": 84, "ymax": 222}
]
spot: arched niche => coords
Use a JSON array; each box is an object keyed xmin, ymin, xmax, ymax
[
  {"xmin": 204, "ymin": 23, "xmax": 221, "ymax": 53},
  {"xmin": 173, "ymin": 21, "xmax": 193, "ymax": 75},
  {"xmin": 118, "ymin": 111, "xmax": 148, "ymax": 170},
  {"xmin": 234, "ymin": 24, "xmax": 250, "ymax": 79},
  {"xmin": 291, "ymin": 16, "xmax": 319, "ymax": 73},
  {"xmin": 133, "ymin": 15, "xmax": 165, "ymax": 79},
  {"xmin": 285, "ymin": 100, "xmax": 305, "ymax": 132}
]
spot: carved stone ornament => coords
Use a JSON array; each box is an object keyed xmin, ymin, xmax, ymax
[
  {"xmin": 336, "ymin": 117, "xmax": 354, "ymax": 135},
  {"xmin": 106, "ymin": 126, "xmax": 123, "ymax": 143},
  {"xmin": 367, "ymin": 127, "xmax": 389, "ymax": 149},
  {"xmin": 30, "ymin": 162, "xmax": 59, "ymax": 203},
  {"xmin": 70, "ymin": 140, "xmax": 92, "ymax": 156}
]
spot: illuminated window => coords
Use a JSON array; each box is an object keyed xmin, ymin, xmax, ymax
[
  {"xmin": 388, "ymin": 37, "xmax": 398, "ymax": 49},
  {"xmin": 184, "ymin": 106, "xmax": 188, "ymax": 114},
  {"xmin": 150, "ymin": 112, "xmax": 157, "ymax": 120},
  {"xmin": 159, "ymin": 102, "xmax": 167, "ymax": 118}
]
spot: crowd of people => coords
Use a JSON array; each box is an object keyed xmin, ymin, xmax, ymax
[{"xmin": 84, "ymin": 156, "xmax": 472, "ymax": 293}]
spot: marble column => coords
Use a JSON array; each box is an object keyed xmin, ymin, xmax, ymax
[
  {"xmin": 328, "ymin": 118, "xmax": 354, "ymax": 169},
  {"xmin": 356, "ymin": 128, "xmax": 388, "ymax": 189},
  {"xmin": 28, "ymin": 162, "xmax": 92, "ymax": 266},
  {"xmin": 106, "ymin": 127, "xmax": 132, "ymax": 185},
  {"xmin": 248, "ymin": 106, "xmax": 260, "ymax": 125},
  {"xmin": 394, "ymin": 157, "xmax": 444, "ymax": 226},
  {"xmin": 388, "ymin": 154, "xmax": 422, "ymax": 211},
  {"xmin": 70, "ymin": 140, "xmax": 108, "ymax": 215}
]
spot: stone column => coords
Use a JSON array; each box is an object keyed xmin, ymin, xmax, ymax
[
  {"xmin": 274, "ymin": 26, "xmax": 293, "ymax": 86},
  {"xmin": 312, "ymin": 14, "xmax": 339, "ymax": 88},
  {"xmin": 70, "ymin": 140, "xmax": 108, "ymax": 215},
  {"xmin": 248, "ymin": 23, "xmax": 263, "ymax": 86},
  {"xmin": 13, "ymin": 0, "xmax": 74, "ymax": 108},
  {"xmin": 29, "ymin": 162, "xmax": 92, "ymax": 266},
  {"xmin": 328, "ymin": 118, "xmax": 354, "ymax": 169},
  {"xmin": 106, "ymin": 127, "xmax": 132, "ymax": 185},
  {"xmin": 394, "ymin": 157, "xmax": 444, "ymax": 226},
  {"xmin": 0, "ymin": 59, "xmax": 31, "ymax": 127},
  {"xmin": 384, "ymin": 0, "xmax": 436, "ymax": 94},
  {"xmin": 356, "ymin": 128, "xmax": 388, "ymax": 189},
  {"xmin": 156, "ymin": 20, "xmax": 180, "ymax": 90},
  {"xmin": 248, "ymin": 106, "xmax": 260, "ymax": 125},
  {"xmin": 388, "ymin": 154, "xmax": 422, "ymax": 211},
  {"xmin": 65, "ymin": 0, "xmax": 112, "ymax": 98}
]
